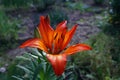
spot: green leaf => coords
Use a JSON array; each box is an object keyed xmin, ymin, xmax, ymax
[
  {"xmin": 12, "ymin": 76, "xmax": 23, "ymax": 80},
  {"xmin": 32, "ymin": 64, "xmax": 43, "ymax": 80},
  {"xmin": 16, "ymin": 65, "xmax": 32, "ymax": 74},
  {"xmin": 34, "ymin": 27, "xmax": 41, "ymax": 38}
]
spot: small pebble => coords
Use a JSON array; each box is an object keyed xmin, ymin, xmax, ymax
[{"xmin": 0, "ymin": 67, "xmax": 6, "ymax": 73}]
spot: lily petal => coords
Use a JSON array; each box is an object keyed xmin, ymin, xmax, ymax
[
  {"xmin": 38, "ymin": 16, "xmax": 54, "ymax": 50},
  {"xmin": 61, "ymin": 24, "xmax": 78, "ymax": 50},
  {"xmin": 45, "ymin": 15, "xmax": 50, "ymax": 24},
  {"xmin": 20, "ymin": 38, "xmax": 48, "ymax": 53},
  {"xmin": 19, "ymin": 16, "xmax": 92, "ymax": 77},
  {"xmin": 46, "ymin": 54, "xmax": 67, "ymax": 76},
  {"xmin": 53, "ymin": 21, "xmax": 67, "ymax": 53},
  {"xmin": 63, "ymin": 44, "xmax": 92, "ymax": 55},
  {"xmin": 55, "ymin": 20, "xmax": 67, "ymax": 31}
]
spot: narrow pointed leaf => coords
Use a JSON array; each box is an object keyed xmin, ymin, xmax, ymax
[{"xmin": 34, "ymin": 27, "xmax": 41, "ymax": 38}]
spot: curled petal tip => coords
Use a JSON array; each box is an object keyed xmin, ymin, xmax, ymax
[
  {"xmin": 78, "ymin": 44, "xmax": 92, "ymax": 51},
  {"xmin": 64, "ymin": 20, "xmax": 67, "ymax": 24},
  {"xmin": 82, "ymin": 44, "xmax": 92, "ymax": 50},
  {"xmin": 63, "ymin": 44, "xmax": 92, "ymax": 55},
  {"xmin": 79, "ymin": 44, "xmax": 92, "ymax": 50}
]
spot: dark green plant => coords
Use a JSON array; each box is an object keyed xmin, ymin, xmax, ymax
[
  {"xmin": 44, "ymin": 0, "xmax": 55, "ymax": 6},
  {"xmin": 62, "ymin": 62, "xmax": 83, "ymax": 80},
  {"xmin": 7, "ymin": 48, "xmax": 84, "ymax": 80},
  {"xmin": 7, "ymin": 59, "xmax": 25, "ymax": 80},
  {"xmin": 65, "ymin": 1, "xmax": 90, "ymax": 13},
  {"xmin": 0, "ymin": 11, "xmax": 19, "ymax": 52},
  {"xmin": 0, "ymin": 11, "xmax": 19, "ymax": 40},
  {"xmin": 33, "ymin": 0, "xmax": 46, "ymax": 11},
  {"xmin": 1, "ymin": 0, "xmax": 55, "ymax": 10},
  {"xmin": 7, "ymin": 48, "xmax": 58, "ymax": 80},
  {"xmin": 103, "ymin": 0, "xmax": 120, "ymax": 36},
  {"xmin": 94, "ymin": 0, "xmax": 104, "ymax": 5},
  {"xmin": 1, "ymin": 0, "xmax": 32, "ymax": 9},
  {"xmin": 89, "ymin": 32, "xmax": 120, "ymax": 63},
  {"xmin": 71, "ymin": 33, "xmax": 120, "ymax": 80},
  {"xmin": 101, "ymin": 2, "xmax": 120, "ymax": 66},
  {"xmin": 7, "ymin": 49, "xmax": 46, "ymax": 80},
  {"xmin": 110, "ymin": 38, "xmax": 120, "ymax": 62},
  {"xmin": 109, "ymin": 0, "xmax": 120, "ymax": 25},
  {"xmin": 48, "ymin": 9, "xmax": 68, "ymax": 29},
  {"xmin": 33, "ymin": 0, "xmax": 55, "ymax": 11}
]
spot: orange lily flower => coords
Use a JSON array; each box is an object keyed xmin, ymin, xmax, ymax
[{"xmin": 20, "ymin": 16, "xmax": 92, "ymax": 76}]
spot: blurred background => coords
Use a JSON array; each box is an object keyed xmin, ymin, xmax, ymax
[{"xmin": 0, "ymin": 0, "xmax": 120, "ymax": 80}]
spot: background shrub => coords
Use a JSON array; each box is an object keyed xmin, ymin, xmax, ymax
[
  {"xmin": 93, "ymin": 0, "xmax": 104, "ymax": 5},
  {"xmin": 33, "ymin": 0, "xmax": 46, "ymax": 11},
  {"xmin": 48, "ymin": 8, "xmax": 68, "ymax": 29},
  {"xmin": 71, "ymin": 33, "xmax": 120, "ymax": 80},
  {"xmin": 33, "ymin": 0, "xmax": 55, "ymax": 11},
  {"xmin": 104, "ymin": 0, "xmax": 120, "ymax": 36},
  {"xmin": 0, "ymin": 11, "xmax": 19, "ymax": 53},
  {"xmin": 7, "ymin": 49, "xmax": 59, "ymax": 80},
  {"xmin": 1, "ymin": 0, "xmax": 32, "ymax": 9},
  {"xmin": 1, "ymin": 0, "xmax": 55, "ymax": 11}
]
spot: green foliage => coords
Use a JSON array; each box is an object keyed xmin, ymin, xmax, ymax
[
  {"xmin": 103, "ymin": 0, "xmax": 120, "ymax": 36},
  {"xmin": 33, "ymin": 0, "xmax": 46, "ymax": 11},
  {"xmin": 7, "ymin": 59, "xmax": 25, "ymax": 80},
  {"xmin": 0, "ymin": 11, "xmax": 19, "ymax": 52},
  {"xmin": 93, "ymin": 0, "xmax": 104, "ymax": 5},
  {"xmin": 7, "ymin": 49, "xmax": 58, "ymax": 80},
  {"xmin": 1, "ymin": 0, "xmax": 32, "ymax": 9},
  {"xmin": 71, "ymin": 33, "xmax": 120, "ymax": 80},
  {"xmin": 62, "ymin": 62, "xmax": 83, "ymax": 80},
  {"xmin": 0, "ymin": 11, "xmax": 18, "ymax": 40},
  {"xmin": 48, "ymin": 8, "xmax": 68, "ymax": 29},
  {"xmin": 109, "ymin": 38, "xmax": 120, "ymax": 62},
  {"xmin": 7, "ymin": 48, "xmax": 82, "ymax": 80},
  {"xmin": 102, "ymin": 23, "xmax": 120, "ymax": 37},
  {"xmin": 89, "ymin": 32, "xmax": 120, "ymax": 72},
  {"xmin": 44, "ymin": 0, "xmax": 55, "ymax": 6},
  {"xmin": 109, "ymin": 0, "xmax": 120, "ymax": 25},
  {"xmin": 1, "ymin": 0, "xmax": 55, "ymax": 11},
  {"xmin": 72, "ymin": 53, "xmax": 113, "ymax": 80},
  {"xmin": 65, "ymin": 1, "xmax": 90, "ymax": 12},
  {"xmin": 33, "ymin": 0, "xmax": 55, "ymax": 11}
]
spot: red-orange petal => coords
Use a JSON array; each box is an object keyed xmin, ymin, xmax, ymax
[
  {"xmin": 61, "ymin": 24, "xmax": 78, "ymax": 50},
  {"xmin": 63, "ymin": 44, "xmax": 92, "ymax": 55},
  {"xmin": 20, "ymin": 38, "xmax": 48, "ymax": 53},
  {"xmin": 55, "ymin": 20, "xmax": 67, "ymax": 31},
  {"xmin": 53, "ymin": 21, "xmax": 67, "ymax": 53},
  {"xmin": 38, "ymin": 16, "xmax": 54, "ymax": 50},
  {"xmin": 46, "ymin": 54, "xmax": 67, "ymax": 76},
  {"xmin": 45, "ymin": 15, "xmax": 50, "ymax": 24}
]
